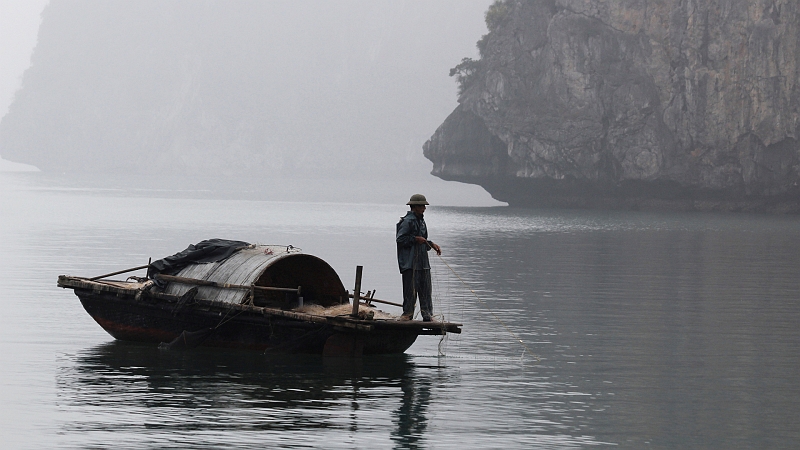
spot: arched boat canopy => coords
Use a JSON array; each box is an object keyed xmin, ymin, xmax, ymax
[{"xmin": 163, "ymin": 245, "xmax": 347, "ymax": 308}]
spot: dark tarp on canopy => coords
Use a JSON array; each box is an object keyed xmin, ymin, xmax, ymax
[{"xmin": 147, "ymin": 239, "xmax": 251, "ymax": 280}]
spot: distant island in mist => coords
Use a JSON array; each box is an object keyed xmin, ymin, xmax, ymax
[
  {"xmin": 0, "ymin": 0, "xmax": 490, "ymax": 181},
  {"xmin": 2, "ymin": 0, "xmax": 799, "ymax": 212}
]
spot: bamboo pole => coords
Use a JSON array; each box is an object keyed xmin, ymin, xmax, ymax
[
  {"xmin": 155, "ymin": 274, "xmax": 300, "ymax": 293},
  {"xmin": 89, "ymin": 264, "xmax": 151, "ymax": 281},
  {"xmin": 348, "ymin": 292, "xmax": 402, "ymax": 308}
]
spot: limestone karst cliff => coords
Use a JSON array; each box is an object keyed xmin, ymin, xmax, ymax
[{"xmin": 425, "ymin": 0, "xmax": 800, "ymax": 212}]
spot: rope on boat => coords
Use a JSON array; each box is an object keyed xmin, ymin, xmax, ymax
[
  {"xmin": 216, "ymin": 301, "xmax": 246, "ymax": 329},
  {"xmin": 160, "ymin": 301, "xmax": 247, "ymax": 350},
  {"xmin": 434, "ymin": 253, "xmax": 540, "ymax": 363}
]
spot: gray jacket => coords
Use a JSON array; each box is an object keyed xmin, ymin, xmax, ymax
[{"xmin": 396, "ymin": 211, "xmax": 432, "ymax": 272}]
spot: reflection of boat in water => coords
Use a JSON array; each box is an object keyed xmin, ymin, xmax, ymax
[
  {"xmin": 58, "ymin": 240, "xmax": 461, "ymax": 356},
  {"xmin": 59, "ymin": 341, "xmax": 434, "ymax": 444},
  {"xmin": 69, "ymin": 341, "xmax": 420, "ymax": 387}
]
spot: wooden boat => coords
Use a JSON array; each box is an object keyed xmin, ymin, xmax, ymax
[{"xmin": 57, "ymin": 242, "xmax": 461, "ymax": 356}]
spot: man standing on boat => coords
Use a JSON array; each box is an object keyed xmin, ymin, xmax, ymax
[{"xmin": 396, "ymin": 194, "xmax": 441, "ymax": 321}]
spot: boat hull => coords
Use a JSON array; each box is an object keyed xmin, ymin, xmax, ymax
[{"xmin": 75, "ymin": 288, "xmax": 421, "ymax": 355}]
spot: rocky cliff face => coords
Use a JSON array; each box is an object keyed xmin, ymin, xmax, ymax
[{"xmin": 425, "ymin": 0, "xmax": 800, "ymax": 212}]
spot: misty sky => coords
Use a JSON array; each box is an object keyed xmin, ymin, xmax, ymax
[
  {"xmin": 0, "ymin": 0, "xmax": 47, "ymax": 117},
  {"xmin": 0, "ymin": 0, "xmax": 47, "ymax": 170},
  {"xmin": 0, "ymin": 1, "xmax": 495, "ymax": 176}
]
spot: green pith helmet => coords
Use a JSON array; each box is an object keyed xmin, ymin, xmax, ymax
[{"xmin": 407, "ymin": 194, "xmax": 430, "ymax": 205}]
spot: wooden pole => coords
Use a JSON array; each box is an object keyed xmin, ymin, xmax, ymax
[
  {"xmin": 347, "ymin": 292, "xmax": 402, "ymax": 308},
  {"xmin": 351, "ymin": 265, "xmax": 363, "ymax": 317},
  {"xmin": 89, "ymin": 264, "xmax": 151, "ymax": 281}
]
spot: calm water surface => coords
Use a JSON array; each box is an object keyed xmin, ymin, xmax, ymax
[{"xmin": 1, "ymin": 172, "xmax": 799, "ymax": 448}]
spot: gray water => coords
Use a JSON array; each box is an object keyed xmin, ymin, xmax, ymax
[{"xmin": 2, "ymin": 172, "xmax": 800, "ymax": 448}]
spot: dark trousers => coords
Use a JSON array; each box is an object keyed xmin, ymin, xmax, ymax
[{"xmin": 401, "ymin": 269, "xmax": 432, "ymax": 319}]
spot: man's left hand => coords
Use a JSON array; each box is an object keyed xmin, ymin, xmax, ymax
[{"xmin": 430, "ymin": 242, "xmax": 441, "ymax": 256}]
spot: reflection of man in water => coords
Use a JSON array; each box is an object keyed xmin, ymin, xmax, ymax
[
  {"xmin": 391, "ymin": 370, "xmax": 432, "ymax": 448},
  {"xmin": 396, "ymin": 194, "xmax": 441, "ymax": 321}
]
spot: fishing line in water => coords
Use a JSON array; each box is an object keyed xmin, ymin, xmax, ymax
[
  {"xmin": 433, "ymin": 253, "xmax": 540, "ymax": 363},
  {"xmin": 431, "ymin": 258, "xmax": 464, "ymax": 356}
]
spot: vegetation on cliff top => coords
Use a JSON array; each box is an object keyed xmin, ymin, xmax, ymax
[{"xmin": 449, "ymin": 0, "xmax": 510, "ymax": 95}]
